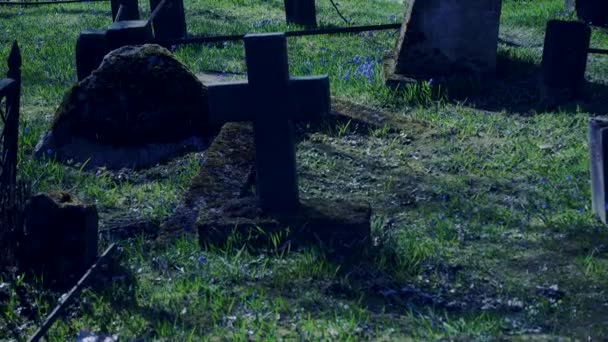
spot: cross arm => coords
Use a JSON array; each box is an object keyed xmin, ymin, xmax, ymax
[
  {"xmin": 207, "ymin": 80, "xmax": 251, "ymax": 125},
  {"xmin": 206, "ymin": 75, "xmax": 330, "ymax": 126},
  {"xmin": 289, "ymin": 75, "xmax": 330, "ymax": 122}
]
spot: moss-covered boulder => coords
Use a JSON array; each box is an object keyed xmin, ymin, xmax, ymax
[{"xmin": 35, "ymin": 44, "xmax": 214, "ymax": 169}]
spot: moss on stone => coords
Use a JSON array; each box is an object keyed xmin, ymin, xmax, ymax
[{"xmin": 51, "ymin": 44, "xmax": 210, "ymax": 147}]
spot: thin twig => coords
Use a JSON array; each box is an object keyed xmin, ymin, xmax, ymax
[
  {"xmin": 27, "ymin": 243, "xmax": 118, "ymax": 342},
  {"xmin": 328, "ymin": 0, "xmax": 350, "ymax": 24}
]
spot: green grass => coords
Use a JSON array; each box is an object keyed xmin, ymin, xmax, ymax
[{"xmin": 2, "ymin": 0, "xmax": 608, "ymax": 340}]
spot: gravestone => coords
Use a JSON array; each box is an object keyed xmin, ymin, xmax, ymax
[
  {"xmin": 540, "ymin": 20, "xmax": 590, "ymax": 106},
  {"xmin": 198, "ymin": 33, "xmax": 371, "ymax": 254},
  {"xmin": 21, "ymin": 192, "xmax": 98, "ymax": 288},
  {"xmin": 589, "ymin": 117, "xmax": 608, "ymax": 224},
  {"xmin": 576, "ymin": 0, "xmax": 608, "ymax": 27},
  {"xmin": 36, "ymin": 44, "xmax": 214, "ymax": 170},
  {"xmin": 207, "ymin": 33, "xmax": 329, "ymax": 212},
  {"xmin": 111, "ymin": 0, "xmax": 140, "ymax": 21},
  {"xmin": 284, "ymin": 0, "xmax": 317, "ymax": 28},
  {"xmin": 150, "ymin": 0, "xmax": 187, "ymax": 41},
  {"xmin": 385, "ymin": 0, "xmax": 502, "ymax": 87},
  {"xmin": 76, "ymin": 30, "xmax": 108, "ymax": 81}
]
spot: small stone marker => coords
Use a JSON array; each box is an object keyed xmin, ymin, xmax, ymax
[
  {"xmin": 150, "ymin": 0, "xmax": 187, "ymax": 41},
  {"xmin": 22, "ymin": 192, "xmax": 98, "ymax": 288},
  {"xmin": 540, "ymin": 20, "xmax": 590, "ymax": 106},
  {"xmin": 76, "ymin": 30, "xmax": 108, "ymax": 81},
  {"xmin": 284, "ymin": 0, "xmax": 317, "ymax": 28},
  {"xmin": 207, "ymin": 33, "xmax": 329, "ymax": 212},
  {"xmin": 385, "ymin": 0, "xmax": 502, "ymax": 86},
  {"xmin": 589, "ymin": 117, "xmax": 608, "ymax": 224}
]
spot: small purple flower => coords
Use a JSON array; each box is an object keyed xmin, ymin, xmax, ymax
[
  {"xmin": 197, "ymin": 255, "xmax": 206, "ymax": 264},
  {"xmin": 46, "ymin": 148, "xmax": 53, "ymax": 156},
  {"xmin": 539, "ymin": 177, "xmax": 546, "ymax": 184},
  {"xmin": 542, "ymin": 203, "xmax": 549, "ymax": 210},
  {"xmin": 341, "ymin": 70, "xmax": 351, "ymax": 81}
]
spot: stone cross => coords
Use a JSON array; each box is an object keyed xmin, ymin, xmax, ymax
[{"xmin": 206, "ymin": 33, "xmax": 330, "ymax": 213}]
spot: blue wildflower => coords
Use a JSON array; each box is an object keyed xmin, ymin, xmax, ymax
[
  {"xmin": 341, "ymin": 70, "xmax": 351, "ymax": 81},
  {"xmin": 197, "ymin": 255, "xmax": 206, "ymax": 264},
  {"xmin": 46, "ymin": 148, "xmax": 53, "ymax": 156}
]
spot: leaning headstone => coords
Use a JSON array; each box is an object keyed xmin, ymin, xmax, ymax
[
  {"xmin": 589, "ymin": 117, "xmax": 608, "ymax": 224},
  {"xmin": 35, "ymin": 44, "xmax": 214, "ymax": 170},
  {"xmin": 385, "ymin": 0, "xmax": 502, "ymax": 87},
  {"xmin": 540, "ymin": 20, "xmax": 590, "ymax": 106},
  {"xmin": 198, "ymin": 33, "xmax": 371, "ymax": 255},
  {"xmin": 150, "ymin": 0, "xmax": 187, "ymax": 41},
  {"xmin": 21, "ymin": 192, "xmax": 98, "ymax": 288},
  {"xmin": 284, "ymin": 0, "xmax": 317, "ymax": 28}
]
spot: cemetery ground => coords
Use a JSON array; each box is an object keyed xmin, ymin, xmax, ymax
[{"xmin": 1, "ymin": 0, "xmax": 608, "ymax": 340}]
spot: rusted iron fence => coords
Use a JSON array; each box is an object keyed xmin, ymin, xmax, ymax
[
  {"xmin": 0, "ymin": 41, "xmax": 25, "ymax": 270},
  {"xmin": 0, "ymin": 0, "xmax": 107, "ymax": 5}
]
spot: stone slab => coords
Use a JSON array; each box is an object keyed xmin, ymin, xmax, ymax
[
  {"xmin": 160, "ymin": 122, "xmax": 255, "ymax": 238},
  {"xmin": 197, "ymin": 195, "xmax": 371, "ymax": 256},
  {"xmin": 389, "ymin": 0, "xmax": 502, "ymax": 82}
]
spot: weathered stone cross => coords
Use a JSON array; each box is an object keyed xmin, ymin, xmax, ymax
[{"xmin": 206, "ymin": 33, "xmax": 330, "ymax": 213}]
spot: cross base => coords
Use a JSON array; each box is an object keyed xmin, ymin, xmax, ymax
[{"xmin": 198, "ymin": 196, "xmax": 371, "ymax": 258}]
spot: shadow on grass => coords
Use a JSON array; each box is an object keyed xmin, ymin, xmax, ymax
[{"xmin": 429, "ymin": 51, "xmax": 608, "ymax": 116}]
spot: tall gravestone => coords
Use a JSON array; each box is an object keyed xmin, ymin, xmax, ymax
[{"xmin": 386, "ymin": 0, "xmax": 502, "ymax": 86}]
